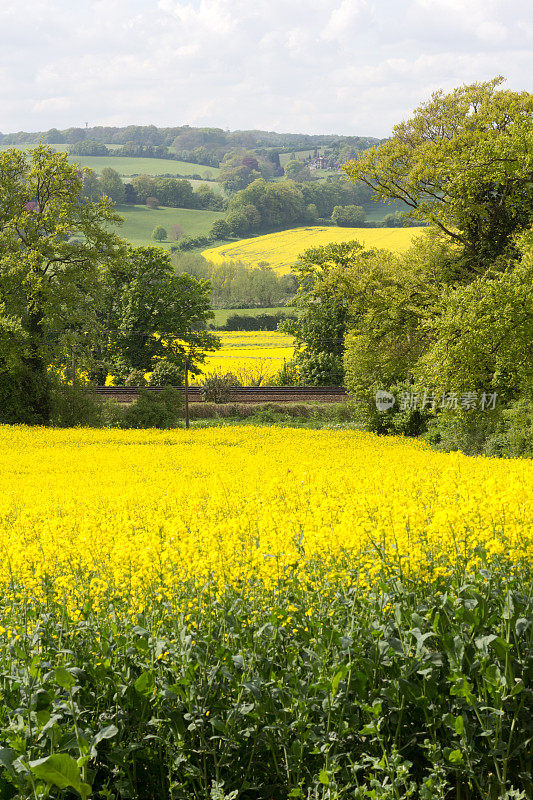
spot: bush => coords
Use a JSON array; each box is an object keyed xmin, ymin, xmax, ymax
[
  {"xmin": 147, "ymin": 359, "xmax": 183, "ymax": 387},
  {"xmin": 271, "ymin": 358, "xmax": 300, "ymax": 386},
  {"xmin": 49, "ymin": 384, "xmax": 104, "ymax": 428},
  {"xmin": 119, "ymin": 388, "xmax": 183, "ymax": 429},
  {"xmin": 297, "ymin": 352, "xmax": 344, "ymax": 386},
  {"xmin": 485, "ymin": 396, "xmax": 533, "ymax": 457},
  {"xmin": 124, "ymin": 369, "xmax": 147, "ymax": 387},
  {"xmin": 201, "ymin": 373, "xmax": 241, "ymax": 403},
  {"xmin": 0, "ymin": 363, "xmax": 53, "ymax": 425},
  {"xmin": 349, "ymin": 380, "xmax": 431, "ymax": 436},
  {"xmin": 426, "ymin": 396, "xmax": 533, "ymax": 457}
]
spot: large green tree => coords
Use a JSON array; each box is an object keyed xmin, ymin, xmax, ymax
[
  {"xmin": 344, "ymin": 77, "xmax": 533, "ymax": 272},
  {"xmin": 0, "ymin": 144, "xmax": 123, "ymax": 422},
  {"xmin": 102, "ymin": 245, "xmax": 220, "ymax": 379}
]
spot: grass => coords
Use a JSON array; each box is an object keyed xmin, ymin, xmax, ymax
[
  {"xmin": 114, "ymin": 204, "xmax": 224, "ymax": 248},
  {"xmin": 69, "ymin": 154, "xmax": 220, "ymax": 178},
  {"xmin": 203, "ymin": 225, "xmax": 425, "ymax": 274}
]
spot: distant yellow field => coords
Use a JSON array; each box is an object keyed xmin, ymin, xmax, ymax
[
  {"xmin": 193, "ymin": 331, "xmax": 295, "ymax": 384},
  {"xmin": 203, "ymin": 226, "xmax": 424, "ymax": 274}
]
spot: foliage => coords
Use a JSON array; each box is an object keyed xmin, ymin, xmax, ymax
[
  {"xmin": 119, "ymin": 387, "xmax": 183, "ymax": 428},
  {"xmin": 174, "ymin": 252, "xmax": 298, "ymax": 307},
  {"xmin": 152, "ymin": 224, "xmax": 168, "ymax": 241},
  {"xmin": 331, "ymin": 204, "xmax": 365, "ymax": 226},
  {"xmin": 147, "ymin": 359, "xmax": 183, "ymax": 386},
  {"xmin": 201, "ymin": 371, "xmax": 241, "ymax": 402},
  {"xmin": 0, "ymin": 426, "xmax": 531, "ymax": 798},
  {"xmin": 209, "ymin": 219, "xmax": 231, "ymax": 239},
  {"xmin": 0, "ymin": 143, "xmax": 123, "ymax": 423},
  {"xmin": 102, "ymin": 244, "xmax": 220, "ymax": 375},
  {"xmin": 49, "ymin": 383, "xmax": 106, "ymax": 428},
  {"xmin": 344, "ymin": 77, "xmax": 533, "ymax": 272},
  {"xmin": 296, "ymin": 351, "xmax": 344, "ymax": 386}
]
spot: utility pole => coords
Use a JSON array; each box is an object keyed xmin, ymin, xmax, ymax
[{"xmin": 184, "ymin": 355, "xmax": 189, "ymax": 429}]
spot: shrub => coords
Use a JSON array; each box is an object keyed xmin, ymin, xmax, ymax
[
  {"xmin": 297, "ymin": 352, "xmax": 344, "ymax": 386},
  {"xmin": 201, "ymin": 372, "xmax": 241, "ymax": 403},
  {"xmin": 147, "ymin": 359, "xmax": 183, "ymax": 387},
  {"xmin": 119, "ymin": 388, "xmax": 183, "ymax": 429},
  {"xmin": 49, "ymin": 384, "xmax": 104, "ymax": 428},
  {"xmin": 124, "ymin": 369, "xmax": 147, "ymax": 387},
  {"xmin": 485, "ymin": 396, "xmax": 533, "ymax": 457}
]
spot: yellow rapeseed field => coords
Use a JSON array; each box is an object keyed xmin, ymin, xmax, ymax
[
  {"xmin": 203, "ymin": 226, "xmax": 424, "ymax": 274},
  {"xmin": 0, "ymin": 425, "xmax": 530, "ymax": 616},
  {"xmin": 194, "ymin": 331, "xmax": 295, "ymax": 383}
]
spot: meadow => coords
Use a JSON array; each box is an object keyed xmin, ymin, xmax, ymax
[
  {"xmin": 194, "ymin": 330, "xmax": 295, "ymax": 383},
  {"xmin": 0, "ymin": 424, "xmax": 531, "ymax": 799},
  {"xmin": 68, "ymin": 154, "xmax": 221, "ymax": 178},
  {"xmin": 202, "ymin": 226, "xmax": 425, "ymax": 274},
  {"xmin": 115, "ymin": 204, "xmax": 224, "ymax": 248}
]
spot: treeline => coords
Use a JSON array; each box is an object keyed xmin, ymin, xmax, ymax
[
  {"xmin": 174, "ymin": 252, "xmax": 297, "ymax": 308},
  {"xmin": 83, "ymin": 169, "xmax": 224, "ymax": 210},
  {"xmin": 0, "ymin": 125, "xmax": 380, "ymax": 168},
  {"xmin": 205, "ymin": 177, "xmax": 374, "ymax": 238}
]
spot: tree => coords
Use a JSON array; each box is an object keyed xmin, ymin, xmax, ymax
[
  {"xmin": 0, "ymin": 144, "xmax": 123, "ymax": 422},
  {"xmin": 152, "ymin": 225, "xmax": 168, "ymax": 241},
  {"xmin": 209, "ymin": 219, "xmax": 231, "ymax": 240},
  {"xmin": 102, "ymin": 245, "xmax": 220, "ymax": 377},
  {"xmin": 344, "ymin": 77, "xmax": 533, "ymax": 272},
  {"xmin": 100, "ymin": 167, "xmax": 126, "ymax": 204},
  {"xmin": 284, "ymin": 159, "xmax": 312, "ymax": 181},
  {"xmin": 331, "ymin": 204, "xmax": 365, "ymax": 226},
  {"xmin": 283, "ymin": 240, "xmax": 370, "ymax": 385}
]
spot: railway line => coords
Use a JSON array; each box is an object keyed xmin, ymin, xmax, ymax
[{"xmin": 92, "ymin": 386, "xmax": 348, "ymax": 403}]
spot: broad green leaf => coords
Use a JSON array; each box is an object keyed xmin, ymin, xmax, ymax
[
  {"xmin": 54, "ymin": 667, "xmax": 76, "ymax": 690},
  {"xmin": 318, "ymin": 769, "xmax": 330, "ymax": 785},
  {"xmin": 447, "ymin": 749, "xmax": 464, "ymax": 764},
  {"xmin": 93, "ymin": 724, "xmax": 119, "ymax": 746},
  {"xmin": 454, "ymin": 715, "xmax": 464, "ymax": 736},
  {"xmin": 29, "ymin": 754, "xmax": 91, "ymax": 799},
  {"xmin": 134, "ymin": 670, "xmax": 155, "ymax": 695}
]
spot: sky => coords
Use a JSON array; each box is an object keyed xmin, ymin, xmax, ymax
[{"xmin": 0, "ymin": 0, "xmax": 532, "ymax": 138}]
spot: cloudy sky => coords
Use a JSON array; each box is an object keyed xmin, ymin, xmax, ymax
[{"xmin": 1, "ymin": 0, "xmax": 531, "ymax": 138}]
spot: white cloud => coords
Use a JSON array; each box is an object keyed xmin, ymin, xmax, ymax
[{"xmin": 0, "ymin": 0, "xmax": 531, "ymax": 137}]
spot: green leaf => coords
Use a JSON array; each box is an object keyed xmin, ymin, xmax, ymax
[
  {"xmin": 93, "ymin": 724, "xmax": 119, "ymax": 746},
  {"xmin": 29, "ymin": 754, "xmax": 91, "ymax": 799},
  {"xmin": 318, "ymin": 769, "xmax": 330, "ymax": 785},
  {"xmin": 134, "ymin": 670, "xmax": 155, "ymax": 695},
  {"xmin": 454, "ymin": 715, "xmax": 464, "ymax": 736},
  {"xmin": 331, "ymin": 664, "xmax": 348, "ymax": 696},
  {"xmin": 0, "ymin": 748, "xmax": 16, "ymax": 773},
  {"xmin": 447, "ymin": 749, "xmax": 464, "ymax": 764},
  {"xmin": 54, "ymin": 666, "xmax": 76, "ymax": 690}
]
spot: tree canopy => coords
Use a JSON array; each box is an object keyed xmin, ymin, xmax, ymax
[{"xmin": 344, "ymin": 77, "xmax": 533, "ymax": 272}]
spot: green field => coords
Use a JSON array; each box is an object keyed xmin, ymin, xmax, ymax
[
  {"xmin": 114, "ymin": 204, "xmax": 224, "ymax": 248},
  {"xmin": 279, "ymin": 148, "xmax": 324, "ymax": 166},
  {"xmin": 69, "ymin": 154, "xmax": 220, "ymax": 178},
  {"xmin": 0, "ymin": 144, "xmax": 220, "ymax": 179}
]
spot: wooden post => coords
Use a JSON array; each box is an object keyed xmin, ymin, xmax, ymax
[{"xmin": 184, "ymin": 355, "xmax": 189, "ymax": 429}]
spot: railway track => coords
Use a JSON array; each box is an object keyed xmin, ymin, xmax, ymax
[{"xmin": 92, "ymin": 386, "xmax": 348, "ymax": 403}]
